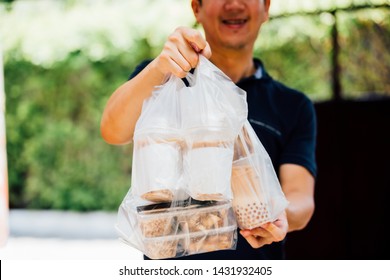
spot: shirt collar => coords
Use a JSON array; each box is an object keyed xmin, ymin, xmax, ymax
[
  {"xmin": 237, "ymin": 58, "xmax": 265, "ymax": 84},
  {"xmin": 254, "ymin": 64, "xmax": 263, "ymax": 79}
]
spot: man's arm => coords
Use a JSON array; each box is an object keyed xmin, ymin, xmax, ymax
[
  {"xmin": 100, "ymin": 27, "xmax": 211, "ymax": 145},
  {"xmin": 240, "ymin": 163, "xmax": 315, "ymax": 248},
  {"xmin": 100, "ymin": 60, "xmax": 167, "ymax": 145},
  {"xmin": 279, "ymin": 163, "xmax": 315, "ymax": 232}
]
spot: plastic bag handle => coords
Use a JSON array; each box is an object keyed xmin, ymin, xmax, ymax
[{"xmin": 186, "ymin": 55, "xmax": 232, "ymax": 87}]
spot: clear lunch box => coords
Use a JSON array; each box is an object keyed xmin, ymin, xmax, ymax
[{"xmin": 135, "ymin": 199, "xmax": 237, "ymax": 259}]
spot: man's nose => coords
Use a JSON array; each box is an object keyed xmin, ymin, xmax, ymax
[{"xmin": 224, "ymin": 0, "xmax": 247, "ymax": 10}]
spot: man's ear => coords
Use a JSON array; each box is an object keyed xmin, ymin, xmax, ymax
[
  {"xmin": 264, "ymin": 0, "xmax": 271, "ymax": 21},
  {"xmin": 191, "ymin": 0, "xmax": 201, "ymax": 22}
]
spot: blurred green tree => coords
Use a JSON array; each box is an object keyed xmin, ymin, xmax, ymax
[
  {"xmin": 5, "ymin": 38, "xmax": 155, "ymax": 210},
  {"xmin": 1, "ymin": 0, "xmax": 389, "ymax": 211}
]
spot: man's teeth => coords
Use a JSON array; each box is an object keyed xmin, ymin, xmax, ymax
[{"xmin": 224, "ymin": 19, "xmax": 246, "ymax": 24}]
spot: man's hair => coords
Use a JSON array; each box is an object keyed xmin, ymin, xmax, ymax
[{"xmin": 198, "ymin": 0, "xmax": 266, "ymax": 5}]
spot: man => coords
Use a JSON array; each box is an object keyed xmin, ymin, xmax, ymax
[{"xmin": 101, "ymin": 0, "xmax": 316, "ymax": 259}]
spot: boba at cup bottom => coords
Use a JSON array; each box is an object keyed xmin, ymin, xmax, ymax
[
  {"xmin": 193, "ymin": 193, "xmax": 225, "ymax": 201},
  {"xmin": 141, "ymin": 189, "xmax": 174, "ymax": 202}
]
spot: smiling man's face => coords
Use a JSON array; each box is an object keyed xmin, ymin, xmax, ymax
[{"xmin": 192, "ymin": 0, "xmax": 270, "ymax": 52}]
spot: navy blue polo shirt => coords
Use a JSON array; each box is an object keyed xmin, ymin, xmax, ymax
[{"xmin": 129, "ymin": 58, "xmax": 317, "ymax": 260}]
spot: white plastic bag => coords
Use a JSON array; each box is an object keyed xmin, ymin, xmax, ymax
[
  {"xmin": 180, "ymin": 56, "xmax": 247, "ymax": 200},
  {"xmin": 116, "ymin": 56, "xmax": 247, "ymax": 259},
  {"xmin": 231, "ymin": 120, "xmax": 289, "ymax": 229},
  {"xmin": 117, "ymin": 197, "xmax": 238, "ymax": 259},
  {"xmin": 131, "ymin": 76, "xmax": 184, "ymax": 203}
]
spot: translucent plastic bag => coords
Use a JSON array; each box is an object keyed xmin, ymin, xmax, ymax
[
  {"xmin": 116, "ymin": 56, "xmax": 247, "ymax": 259},
  {"xmin": 180, "ymin": 56, "xmax": 247, "ymax": 201},
  {"xmin": 130, "ymin": 55, "xmax": 247, "ymax": 203},
  {"xmin": 117, "ymin": 197, "xmax": 238, "ymax": 259},
  {"xmin": 231, "ymin": 120, "xmax": 289, "ymax": 229},
  {"xmin": 131, "ymin": 76, "xmax": 184, "ymax": 203}
]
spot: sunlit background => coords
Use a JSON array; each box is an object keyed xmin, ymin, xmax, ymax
[{"xmin": 0, "ymin": 0, "xmax": 389, "ymax": 260}]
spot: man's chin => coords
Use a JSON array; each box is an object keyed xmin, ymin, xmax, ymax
[{"xmin": 222, "ymin": 40, "xmax": 248, "ymax": 50}]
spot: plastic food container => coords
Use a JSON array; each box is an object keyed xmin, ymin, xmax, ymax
[{"xmin": 136, "ymin": 199, "xmax": 237, "ymax": 259}]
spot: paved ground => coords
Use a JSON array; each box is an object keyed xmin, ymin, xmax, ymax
[{"xmin": 0, "ymin": 209, "xmax": 143, "ymax": 260}]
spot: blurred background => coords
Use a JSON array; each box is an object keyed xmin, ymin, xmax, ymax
[{"xmin": 0, "ymin": 0, "xmax": 389, "ymax": 259}]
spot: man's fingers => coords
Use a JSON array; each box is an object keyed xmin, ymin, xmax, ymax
[
  {"xmin": 239, "ymin": 221, "xmax": 287, "ymax": 249},
  {"xmin": 181, "ymin": 27, "xmax": 207, "ymax": 51},
  {"xmin": 158, "ymin": 27, "xmax": 211, "ymax": 78},
  {"xmin": 262, "ymin": 222, "xmax": 286, "ymax": 241},
  {"xmin": 201, "ymin": 42, "xmax": 212, "ymax": 58},
  {"xmin": 240, "ymin": 230, "xmax": 272, "ymax": 249},
  {"xmin": 165, "ymin": 27, "xmax": 208, "ymax": 73},
  {"xmin": 158, "ymin": 49, "xmax": 190, "ymax": 78},
  {"xmin": 241, "ymin": 227, "xmax": 273, "ymax": 239},
  {"xmin": 181, "ymin": 27, "xmax": 211, "ymax": 59},
  {"xmin": 189, "ymin": 42, "xmax": 201, "ymax": 53}
]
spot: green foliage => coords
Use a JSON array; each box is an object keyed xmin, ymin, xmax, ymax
[
  {"xmin": 338, "ymin": 9, "xmax": 390, "ymax": 97},
  {"xmin": 258, "ymin": 9, "xmax": 390, "ymax": 100},
  {"xmin": 5, "ymin": 43, "xmax": 155, "ymax": 210},
  {"xmin": 256, "ymin": 15, "xmax": 334, "ymax": 101},
  {"xmin": 2, "ymin": 1, "xmax": 389, "ymax": 211}
]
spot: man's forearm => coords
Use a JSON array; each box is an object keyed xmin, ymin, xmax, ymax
[
  {"xmin": 100, "ymin": 59, "xmax": 166, "ymax": 144},
  {"xmin": 285, "ymin": 192, "xmax": 315, "ymax": 232}
]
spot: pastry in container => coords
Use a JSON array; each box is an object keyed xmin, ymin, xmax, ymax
[
  {"xmin": 143, "ymin": 235, "xmax": 180, "ymax": 259},
  {"xmin": 137, "ymin": 204, "xmax": 178, "ymax": 238},
  {"xmin": 186, "ymin": 226, "xmax": 236, "ymax": 254},
  {"xmin": 178, "ymin": 199, "xmax": 234, "ymax": 232},
  {"xmin": 136, "ymin": 199, "xmax": 237, "ymax": 259}
]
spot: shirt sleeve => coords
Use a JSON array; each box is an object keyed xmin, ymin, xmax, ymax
[
  {"xmin": 280, "ymin": 97, "xmax": 318, "ymax": 178},
  {"xmin": 128, "ymin": 60, "xmax": 152, "ymax": 80}
]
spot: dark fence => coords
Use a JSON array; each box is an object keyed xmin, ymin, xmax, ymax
[
  {"xmin": 286, "ymin": 99, "xmax": 390, "ymax": 259},
  {"xmin": 271, "ymin": 3, "xmax": 390, "ymax": 101}
]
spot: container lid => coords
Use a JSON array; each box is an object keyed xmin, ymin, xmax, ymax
[{"xmin": 142, "ymin": 224, "xmax": 237, "ymax": 242}]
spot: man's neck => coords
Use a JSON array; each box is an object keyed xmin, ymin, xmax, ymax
[{"xmin": 210, "ymin": 49, "xmax": 256, "ymax": 83}]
